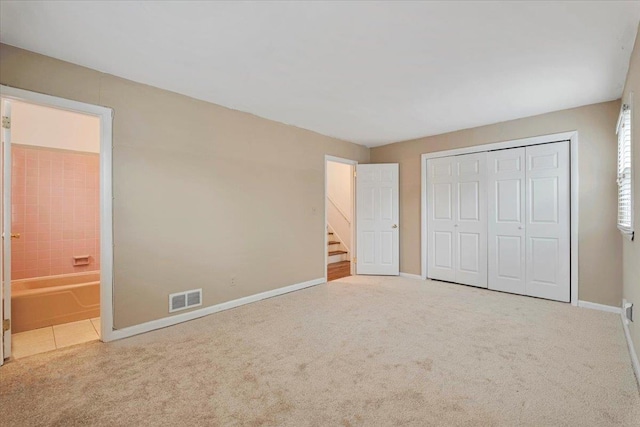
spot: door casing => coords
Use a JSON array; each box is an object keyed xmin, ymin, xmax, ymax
[
  {"xmin": 0, "ymin": 85, "xmax": 115, "ymax": 363},
  {"xmin": 324, "ymin": 155, "xmax": 358, "ymax": 278}
]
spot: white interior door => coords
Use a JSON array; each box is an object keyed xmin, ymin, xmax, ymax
[
  {"xmin": 455, "ymin": 152, "xmax": 487, "ymax": 288},
  {"xmin": 488, "ymin": 148, "xmax": 526, "ymax": 294},
  {"xmin": 427, "ymin": 152, "xmax": 487, "ymax": 288},
  {"xmin": 525, "ymin": 141, "xmax": 570, "ymax": 302},
  {"xmin": 1, "ymin": 99, "xmax": 12, "ymax": 364},
  {"xmin": 356, "ymin": 163, "xmax": 399, "ymax": 275},
  {"xmin": 426, "ymin": 156, "xmax": 456, "ymax": 282}
]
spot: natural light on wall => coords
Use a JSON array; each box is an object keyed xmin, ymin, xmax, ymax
[{"xmin": 617, "ymin": 99, "xmax": 634, "ymax": 239}]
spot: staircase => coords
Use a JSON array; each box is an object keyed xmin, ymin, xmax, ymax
[{"xmin": 327, "ymin": 227, "xmax": 349, "ymax": 264}]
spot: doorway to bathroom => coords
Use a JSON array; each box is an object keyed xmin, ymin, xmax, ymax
[{"xmin": 0, "ymin": 86, "xmax": 114, "ymax": 364}]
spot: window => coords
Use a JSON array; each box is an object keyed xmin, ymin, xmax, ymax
[{"xmin": 617, "ymin": 101, "xmax": 634, "ymax": 238}]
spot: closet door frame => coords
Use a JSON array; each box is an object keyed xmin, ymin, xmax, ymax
[{"xmin": 420, "ymin": 131, "xmax": 579, "ymax": 306}]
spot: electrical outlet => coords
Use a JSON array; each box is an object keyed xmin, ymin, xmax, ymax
[
  {"xmin": 311, "ymin": 207, "xmax": 317, "ymax": 216},
  {"xmin": 624, "ymin": 301, "xmax": 633, "ymax": 322},
  {"xmin": 230, "ymin": 276, "xmax": 236, "ymax": 287}
]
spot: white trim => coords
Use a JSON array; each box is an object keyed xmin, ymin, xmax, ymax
[
  {"xmin": 108, "ymin": 277, "xmax": 325, "ymax": 341},
  {"xmin": 621, "ymin": 299, "xmax": 640, "ymax": 388},
  {"xmin": 325, "ymin": 155, "xmax": 358, "ymax": 277},
  {"xmin": 1, "ymin": 98, "xmax": 11, "ymax": 364},
  {"xmin": 399, "ymin": 272, "xmax": 423, "ymax": 280},
  {"xmin": 570, "ymin": 133, "xmax": 579, "ymax": 306},
  {"xmin": 421, "ymin": 132, "xmax": 576, "ymax": 161},
  {"xmin": 420, "ymin": 152, "xmax": 428, "ymax": 280},
  {"xmin": 577, "ymin": 300, "xmax": 621, "ymax": 314},
  {"xmin": 421, "ymin": 131, "xmax": 579, "ymax": 305},
  {"xmin": 0, "ymin": 85, "xmax": 116, "ymax": 343}
]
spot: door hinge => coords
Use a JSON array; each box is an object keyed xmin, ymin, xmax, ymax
[
  {"xmin": 2, "ymin": 319, "xmax": 9, "ymax": 332},
  {"xmin": 353, "ymin": 257, "xmax": 357, "ymax": 263},
  {"xmin": 1, "ymin": 116, "xmax": 10, "ymax": 129},
  {"xmin": 353, "ymin": 170, "xmax": 357, "ymax": 178}
]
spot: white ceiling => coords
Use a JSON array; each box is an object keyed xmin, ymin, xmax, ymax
[{"xmin": 1, "ymin": 1, "xmax": 639, "ymax": 147}]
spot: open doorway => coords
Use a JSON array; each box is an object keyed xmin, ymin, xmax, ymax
[
  {"xmin": 325, "ymin": 156, "xmax": 356, "ymax": 281},
  {"xmin": 1, "ymin": 98, "xmax": 101, "ymax": 359}
]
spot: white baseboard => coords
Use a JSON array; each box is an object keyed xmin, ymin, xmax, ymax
[
  {"xmin": 577, "ymin": 300, "xmax": 622, "ymax": 314},
  {"xmin": 621, "ymin": 303, "xmax": 640, "ymax": 388},
  {"xmin": 399, "ymin": 272, "xmax": 424, "ymax": 280},
  {"xmin": 104, "ymin": 277, "xmax": 325, "ymax": 342}
]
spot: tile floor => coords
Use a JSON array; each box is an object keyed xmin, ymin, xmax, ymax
[{"xmin": 12, "ymin": 318, "xmax": 100, "ymax": 359}]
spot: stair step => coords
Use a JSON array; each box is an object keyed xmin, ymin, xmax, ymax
[
  {"xmin": 328, "ymin": 240, "xmax": 341, "ymax": 245},
  {"xmin": 328, "ymin": 250, "xmax": 348, "ymax": 256}
]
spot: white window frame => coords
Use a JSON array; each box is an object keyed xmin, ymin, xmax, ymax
[{"xmin": 617, "ymin": 93, "xmax": 634, "ymax": 240}]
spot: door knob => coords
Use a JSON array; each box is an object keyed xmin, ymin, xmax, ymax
[
  {"xmin": 392, "ymin": 224, "xmax": 398, "ymax": 229},
  {"xmin": 11, "ymin": 233, "xmax": 20, "ymax": 239}
]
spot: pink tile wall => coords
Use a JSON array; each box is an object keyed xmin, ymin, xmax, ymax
[{"xmin": 11, "ymin": 145, "xmax": 100, "ymax": 279}]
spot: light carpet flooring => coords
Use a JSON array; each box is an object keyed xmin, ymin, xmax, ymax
[{"xmin": 1, "ymin": 275, "xmax": 639, "ymax": 426}]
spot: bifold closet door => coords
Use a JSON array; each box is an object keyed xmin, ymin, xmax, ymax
[
  {"xmin": 525, "ymin": 142, "xmax": 570, "ymax": 302},
  {"xmin": 427, "ymin": 152, "xmax": 487, "ymax": 288},
  {"xmin": 487, "ymin": 141, "xmax": 570, "ymax": 301},
  {"xmin": 488, "ymin": 148, "xmax": 526, "ymax": 295},
  {"xmin": 427, "ymin": 156, "xmax": 456, "ymax": 282}
]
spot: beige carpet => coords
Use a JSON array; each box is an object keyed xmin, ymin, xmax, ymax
[{"xmin": 1, "ymin": 275, "xmax": 639, "ymax": 426}]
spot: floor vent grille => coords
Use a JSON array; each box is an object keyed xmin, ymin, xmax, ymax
[{"xmin": 169, "ymin": 289, "xmax": 203, "ymax": 313}]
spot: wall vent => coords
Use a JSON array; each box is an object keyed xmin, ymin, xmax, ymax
[
  {"xmin": 187, "ymin": 290, "xmax": 201, "ymax": 307},
  {"xmin": 169, "ymin": 289, "xmax": 203, "ymax": 313}
]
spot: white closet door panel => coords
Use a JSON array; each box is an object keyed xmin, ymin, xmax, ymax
[
  {"xmin": 427, "ymin": 157, "xmax": 456, "ymax": 282},
  {"xmin": 525, "ymin": 142, "xmax": 570, "ymax": 302},
  {"xmin": 488, "ymin": 148, "xmax": 526, "ymax": 294},
  {"xmin": 455, "ymin": 152, "xmax": 487, "ymax": 288}
]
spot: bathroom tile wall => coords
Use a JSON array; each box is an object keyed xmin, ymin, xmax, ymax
[{"xmin": 11, "ymin": 145, "xmax": 100, "ymax": 279}]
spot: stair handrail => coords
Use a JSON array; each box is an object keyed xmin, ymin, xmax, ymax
[{"xmin": 327, "ymin": 194, "xmax": 351, "ymax": 225}]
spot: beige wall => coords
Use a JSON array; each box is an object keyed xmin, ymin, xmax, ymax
[
  {"xmin": 0, "ymin": 44, "xmax": 369, "ymax": 329},
  {"xmin": 621, "ymin": 24, "xmax": 640, "ymax": 363},
  {"xmin": 371, "ymin": 100, "xmax": 622, "ymax": 306}
]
